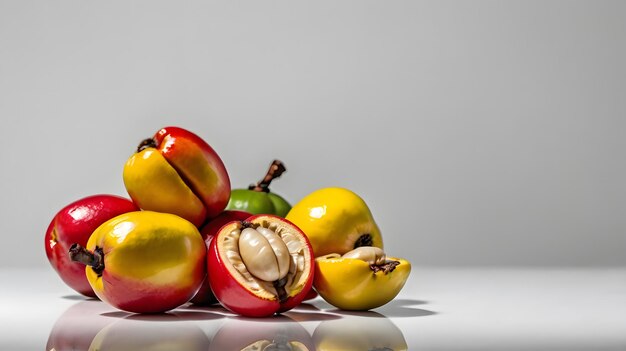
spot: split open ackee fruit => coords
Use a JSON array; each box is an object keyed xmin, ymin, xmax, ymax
[
  {"xmin": 70, "ymin": 211, "xmax": 206, "ymax": 313},
  {"xmin": 226, "ymin": 160, "xmax": 291, "ymax": 217},
  {"xmin": 314, "ymin": 246, "xmax": 411, "ymax": 310},
  {"xmin": 207, "ymin": 215, "xmax": 314, "ymax": 317},
  {"xmin": 286, "ymin": 187, "xmax": 383, "ymax": 257},
  {"xmin": 123, "ymin": 126, "xmax": 230, "ymax": 227}
]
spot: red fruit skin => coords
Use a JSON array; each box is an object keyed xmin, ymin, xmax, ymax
[
  {"xmin": 303, "ymin": 288, "xmax": 318, "ymax": 301},
  {"xmin": 190, "ymin": 210, "xmax": 251, "ymax": 305},
  {"xmin": 99, "ymin": 270, "xmax": 201, "ymax": 314},
  {"xmin": 154, "ymin": 126, "xmax": 231, "ymax": 221},
  {"xmin": 44, "ymin": 195, "xmax": 138, "ymax": 297},
  {"xmin": 199, "ymin": 210, "xmax": 252, "ymax": 241},
  {"xmin": 208, "ymin": 215, "xmax": 315, "ymax": 317}
]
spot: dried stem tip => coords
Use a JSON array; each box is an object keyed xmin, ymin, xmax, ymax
[
  {"xmin": 69, "ymin": 244, "xmax": 105, "ymax": 276},
  {"xmin": 249, "ymin": 160, "xmax": 286, "ymax": 193}
]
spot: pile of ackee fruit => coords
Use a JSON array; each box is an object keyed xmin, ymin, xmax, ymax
[{"xmin": 45, "ymin": 126, "xmax": 411, "ymax": 317}]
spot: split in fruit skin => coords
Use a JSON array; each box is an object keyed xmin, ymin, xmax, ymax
[
  {"xmin": 326, "ymin": 247, "xmax": 402, "ymax": 274},
  {"xmin": 123, "ymin": 126, "xmax": 231, "ymax": 227}
]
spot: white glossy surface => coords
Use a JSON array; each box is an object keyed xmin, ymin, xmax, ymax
[{"xmin": 1, "ymin": 268, "xmax": 624, "ymax": 350}]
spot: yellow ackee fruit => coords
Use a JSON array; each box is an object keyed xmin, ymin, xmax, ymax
[{"xmin": 285, "ymin": 187, "xmax": 383, "ymax": 257}]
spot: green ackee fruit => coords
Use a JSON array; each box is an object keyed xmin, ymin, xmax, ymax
[{"xmin": 226, "ymin": 160, "xmax": 291, "ymax": 217}]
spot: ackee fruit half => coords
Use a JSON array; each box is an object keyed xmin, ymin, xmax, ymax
[
  {"xmin": 207, "ymin": 214, "xmax": 314, "ymax": 317},
  {"xmin": 314, "ymin": 246, "xmax": 411, "ymax": 310},
  {"xmin": 70, "ymin": 211, "xmax": 206, "ymax": 313},
  {"xmin": 286, "ymin": 187, "xmax": 383, "ymax": 257}
]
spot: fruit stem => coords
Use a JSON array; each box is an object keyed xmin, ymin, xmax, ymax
[
  {"xmin": 248, "ymin": 160, "xmax": 286, "ymax": 193},
  {"xmin": 137, "ymin": 138, "xmax": 157, "ymax": 153},
  {"xmin": 69, "ymin": 244, "xmax": 105, "ymax": 276},
  {"xmin": 273, "ymin": 276, "xmax": 289, "ymax": 304}
]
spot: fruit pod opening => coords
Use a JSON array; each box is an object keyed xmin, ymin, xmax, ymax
[{"xmin": 209, "ymin": 215, "xmax": 314, "ymax": 317}]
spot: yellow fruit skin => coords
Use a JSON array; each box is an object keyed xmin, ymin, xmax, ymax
[
  {"xmin": 286, "ymin": 187, "xmax": 383, "ymax": 257},
  {"xmin": 123, "ymin": 148, "xmax": 206, "ymax": 227},
  {"xmin": 313, "ymin": 255, "xmax": 411, "ymax": 311},
  {"xmin": 85, "ymin": 211, "xmax": 206, "ymax": 313}
]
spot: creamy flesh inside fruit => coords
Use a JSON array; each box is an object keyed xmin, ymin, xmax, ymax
[
  {"xmin": 219, "ymin": 220, "xmax": 309, "ymax": 303},
  {"xmin": 341, "ymin": 246, "xmax": 387, "ymax": 265}
]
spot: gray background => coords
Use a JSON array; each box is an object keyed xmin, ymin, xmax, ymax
[{"xmin": 1, "ymin": 1, "xmax": 624, "ymax": 268}]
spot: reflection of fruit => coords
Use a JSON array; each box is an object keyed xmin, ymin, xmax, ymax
[
  {"xmin": 123, "ymin": 126, "xmax": 230, "ymax": 227},
  {"xmin": 286, "ymin": 187, "xmax": 383, "ymax": 257},
  {"xmin": 226, "ymin": 160, "xmax": 291, "ymax": 217},
  {"xmin": 46, "ymin": 300, "xmax": 114, "ymax": 351},
  {"xmin": 208, "ymin": 215, "xmax": 314, "ymax": 317},
  {"xmin": 191, "ymin": 210, "xmax": 251, "ymax": 306},
  {"xmin": 313, "ymin": 314, "xmax": 407, "ymax": 351},
  {"xmin": 70, "ymin": 211, "xmax": 206, "ymax": 313},
  {"xmin": 45, "ymin": 195, "xmax": 138, "ymax": 297},
  {"xmin": 88, "ymin": 315, "xmax": 210, "ymax": 351},
  {"xmin": 210, "ymin": 316, "xmax": 313, "ymax": 351},
  {"xmin": 314, "ymin": 247, "xmax": 411, "ymax": 310}
]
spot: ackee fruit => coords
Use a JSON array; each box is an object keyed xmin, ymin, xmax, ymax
[
  {"xmin": 123, "ymin": 126, "xmax": 230, "ymax": 227},
  {"xmin": 207, "ymin": 214, "xmax": 314, "ymax": 317},
  {"xmin": 314, "ymin": 246, "xmax": 411, "ymax": 310},
  {"xmin": 70, "ymin": 211, "xmax": 206, "ymax": 313},
  {"xmin": 286, "ymin": 187, "xmax": 383, "ymax": 257},
  {"xmin": 45, "ymin": 194, "xmax": 138, "ymax": 297},
  {"xmin": 226, "ymin": 160, "xmax": 291, "ymax": 217}
]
